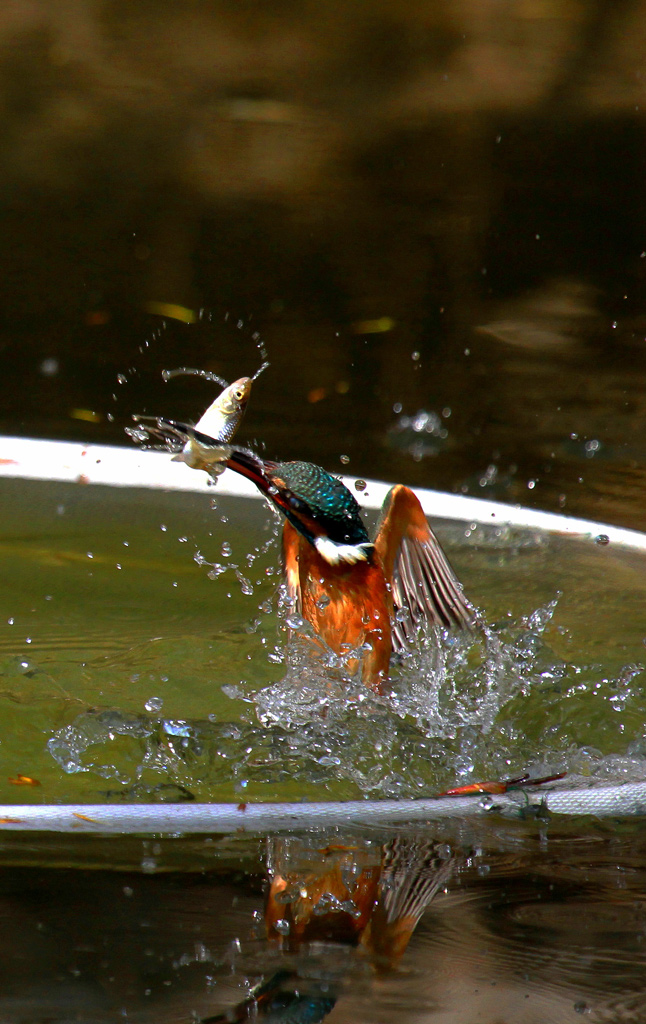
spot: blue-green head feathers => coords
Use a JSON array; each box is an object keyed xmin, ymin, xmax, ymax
[
  {"xmin": 272, "ymin": 461, "xmax": 374, "ymax": 564},
  {"xmin": 274, "ymin": 462, "xmax": 368, "ymax": 542},
  {"xmin": 223, "ymin": 451, "xmax": 373, "ymax": 565}
]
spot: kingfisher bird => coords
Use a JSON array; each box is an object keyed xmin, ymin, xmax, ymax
[
  {"xmin": 225, "ymin": 449, "xmax": 475, "ymax": 692},
  {"xmin": 128, "ymin": 386, "xmax": 474, "ymax": 691}
]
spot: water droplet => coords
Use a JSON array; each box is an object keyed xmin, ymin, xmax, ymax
[
  {"xmin": 221, "ymin": 542, "xmax": 232, "ymax": 558},
  {"xmin": 274, "ymin": 918, "xmax": 290, "ymax": 935},
  {"xmin": 40, "ymin": 357, "xmax": 59, "ymax": 376},
  {"xmin": 411, "ymin": 350, "xmax": 420, "ymax": 361},
  {"xmin": 340, "ymin": 454, "xmax": 350, "ymax": 465},
  {"xmin": 595, "ymin": 534, "xmax": 610, "ymax": 546},
  {"xmin": 116, "ymin": 373, "xmax": 128, "ymax": 384},
  {"xmin": 141, "ymin": 857, "xmax": 157, "ymax": 874},
  {"xmin": 584, "ymin": 439, "xmax": 601, "ymax": 457},
  {"xmin": 235, "ymin": 569, "xmax": 254, "ymax": 595},
  {"xmin": 163, "ymin": 720, "xmax": 192, "ymax": 738},
  {"xmin": 316, "ymin": 594, "xmax": 331, "ymax": 610},
  {"xmin": 145, "ymin": 697, "xmax": 163, "ymax": 713},
  {"xmin": 160, "ymin": 524, "xmax": 167, "ymax": 532},
  {"xmin": 354, "ymin": 479, "xmax": 367, "ymax": 492},
  {"xmin": 221, "ymin": 684, "xmax": 244, "ymax": 700}
]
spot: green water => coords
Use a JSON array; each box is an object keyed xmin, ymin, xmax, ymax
[{"xmin": 0, "ymin": 476, "xmax": 644, "ymax": 806}]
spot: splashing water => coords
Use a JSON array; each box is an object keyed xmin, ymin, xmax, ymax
[
  {"xmin": 45, "ymin": 589, "xmax": 646, "ymax": 801},
  {"xmin": 386, "ymin": 408, "xmax": 450, "ymax": 461}
]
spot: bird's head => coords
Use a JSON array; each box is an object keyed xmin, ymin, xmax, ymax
[
  {"xmin": 226, "ymin": 451, "xmax": 373, "ymax": 565},
  {"xmin": 268, "ymin": 461, "xmax": 374, "ymax": 565}
]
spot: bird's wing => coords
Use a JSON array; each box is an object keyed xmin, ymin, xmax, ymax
[
  {"xmin": 374, "ymin": 485, "xmax": 475, "ymax": 649},
  {"xmin": 361, "ymin": 836, "xmax": 456, "ymax": 967},
  {"xmin": 378, "ymin": 836, "xmax": 455, "ymax": 924}
]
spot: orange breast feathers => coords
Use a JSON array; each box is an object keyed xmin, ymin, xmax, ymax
[{"xmin": 282, "ymin": 520, "xmax": 392, "ymax": 691}]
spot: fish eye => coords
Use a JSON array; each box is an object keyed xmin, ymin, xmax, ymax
[{"xmin": 234, "ymin": 389, "xmax": 245, "ymax": 400}]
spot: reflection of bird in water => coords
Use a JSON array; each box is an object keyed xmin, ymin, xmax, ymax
[
  {"xmin": 225, "ymin": 450, "xmax": 475, "ymax": 691},
  {"xmin": 203, "ymin": 836, "xmax": 455, "ymax": 1023},
  {"xmin": 201, "ymin": 969, "xmax": 336, "ymax": 1024},
  {"xmin": 266, "ymin": 836, "xmax": 455, "ymax": 967}
]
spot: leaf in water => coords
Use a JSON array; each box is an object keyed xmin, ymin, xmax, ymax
[{"xmin": 8, "ymin": 774, "xmax": 41, "ymax": 786}]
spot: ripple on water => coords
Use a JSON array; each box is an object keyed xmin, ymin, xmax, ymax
[{"xmin": 43, "ymin": 593, "xmax": 646, "ymax": 801}]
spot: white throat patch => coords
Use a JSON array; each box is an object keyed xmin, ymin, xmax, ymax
[{"xmin": 314, "ymin": 537, "xmax": 373, "ymax": 565}]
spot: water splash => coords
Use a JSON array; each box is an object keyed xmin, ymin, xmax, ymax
[
  {"xmin": 386, "ymin": 408, "xmax": 449, "ymax": 461},
  {"xmin": 44, "ymin": 594, "xmax": 646, "ymax": 799}
]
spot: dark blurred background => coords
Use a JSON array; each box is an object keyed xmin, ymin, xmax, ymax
[{"xmin": 2, "ymin": 0, "xmax": 646, "ymax": 528}]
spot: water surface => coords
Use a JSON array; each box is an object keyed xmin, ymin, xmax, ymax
[{"xmin": 1, "ymin": 476, "xmax": 644, "ymax": 806}]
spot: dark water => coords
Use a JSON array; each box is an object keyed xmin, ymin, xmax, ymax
[
  {"xmin": 1, "ymin": 3, "xmax": 646, "ymax": 529},
  {"xmin": 0, "ymin": 825, "xmax": 645, "ymax": 1024},
  {"xmin": 2, "ymin": 3, "xmax": 646, "ymax": 1020}
]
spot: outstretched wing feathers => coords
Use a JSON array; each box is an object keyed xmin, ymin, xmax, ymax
[
  {"xmin": 378, "ymin": 836, "xmax": 456, "ymax": 927},
  {"xmin": 375, "ymin": 485, "xmax": 475, "ymax": 650}
]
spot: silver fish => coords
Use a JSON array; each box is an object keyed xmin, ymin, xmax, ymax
[{"xmin": 129, "ymin": 376, "xmax": 252, "ymax": 480}]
